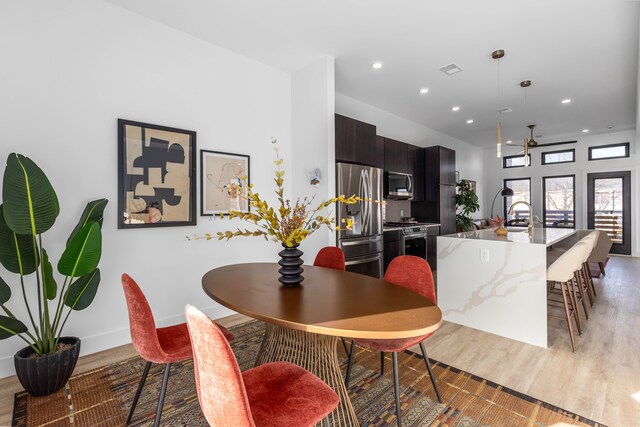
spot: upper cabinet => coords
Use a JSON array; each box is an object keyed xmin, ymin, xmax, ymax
[
  {"xmin": 412, "ymin": 145, "xmax": 456, "ymax": 202},
  {"xmin": 335, "ymin": 114, "xmax": 383, "ymax": 168},
  {"xmin": 383, "ymin": 138, "xmax": 409, "ymax": 173},
  {"xmin": 424, "ymin": 145, "xmax": 456, "ymax": 186}
]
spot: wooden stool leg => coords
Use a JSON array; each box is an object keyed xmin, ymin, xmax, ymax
[
  {"xmin": 584, "ymin": 262, "xmax": 597, "ymax": 299},
  {"xmin": 573, "ymin": 271, "xmax": 589, "ymax": 320},
  {"xmin": 560, "ymin": 281, "xmax": 576, "ymax": 352},
  {"xmin": 566, "ymin": 277, "xmax": 582, "ymax": 335}
]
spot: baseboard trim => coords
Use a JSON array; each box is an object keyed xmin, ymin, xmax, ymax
[{"xmin": 0, "ymin": 305, "xmax": 236, "ymax": 379}]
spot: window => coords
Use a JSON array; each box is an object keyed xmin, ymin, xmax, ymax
[
  {"xmin": 503, "ymin": 178, "xmax": 531, "ymax": 226},
  {"xmin": 503, "ymin": 154, "xmax": 531, "ymax": 168},
  {"xmin": 543, "ymin": 175, "xmax": 575, "ymax": 228},
  {"xmin": 541, "ymin": 149, "xmax": 575, "ymax": 165},
  {"xmin": 588, "ymin": 142, "xmax": 629, "ymax": 161}
]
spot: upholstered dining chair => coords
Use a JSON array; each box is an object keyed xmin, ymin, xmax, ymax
[
  {"xmin": 313, "ymin": 246, "xmax": 351, "ymax": 356},
  {"xmin": 344, "ymin": 255, "xmax": 442, "ymax": 427},
  {"xmin": 121, "ymin": 274, "xmax": 234, "ymax": 427},
  {"xmin": 185, "ymin": 305, "xmax": 339, "ymax": 427}
]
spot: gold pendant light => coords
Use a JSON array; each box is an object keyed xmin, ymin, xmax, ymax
[
  {"xmin": 520, "ymin": 80, "xmax": 532, "ymax": 167},
  {"xmin": 492, "ymin": 49, "xmax": 505, "ymax": 158}
]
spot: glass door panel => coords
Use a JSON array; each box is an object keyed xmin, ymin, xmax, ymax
[{"xmin": 587, "ymin": 172, "xmax": 631, "ymax": 255}]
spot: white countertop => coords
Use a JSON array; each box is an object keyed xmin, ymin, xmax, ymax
[{"xmin": 440, "ymin": 227, "xmax": 578, "ymax": 247}]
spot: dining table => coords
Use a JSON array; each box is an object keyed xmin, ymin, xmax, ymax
[{"xmin": 202, "ymin": 262, "xmax": 443, "ymax": 427}]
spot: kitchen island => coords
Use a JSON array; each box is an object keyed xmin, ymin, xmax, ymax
[{"xmin": 437, "ymin": 227, "xmax": 579, "ymax": 348}]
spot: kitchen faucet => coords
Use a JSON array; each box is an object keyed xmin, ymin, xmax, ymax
[{"xmin": 508, "ymin": 201, "xmax": 534, "ymax": 236}]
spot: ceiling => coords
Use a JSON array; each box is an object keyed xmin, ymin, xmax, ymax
[{"xmin": 107, "ymin": 0, "xmax": 639, "ymax": 149}]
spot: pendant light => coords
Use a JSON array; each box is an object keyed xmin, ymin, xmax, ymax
[
  {"xmin": 520, "ymin": 80, "xmax": 532, "ymax": 167},
  {"xmin": 492, "ymin": 49, "xmax": 504, "ymax": 158}
]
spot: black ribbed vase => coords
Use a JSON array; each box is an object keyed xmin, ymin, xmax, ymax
[
  {"xmin": 14, "ymin": 337, "xmax": 81, "ymax": 396},
  {"xmin": 278, "ymin": 243, "xmax": 304, "ymax": 286}
]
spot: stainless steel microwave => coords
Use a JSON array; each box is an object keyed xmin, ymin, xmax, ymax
[{"xmin": 384, "ymin": 171, "xmax": 413, "ymax": 200}]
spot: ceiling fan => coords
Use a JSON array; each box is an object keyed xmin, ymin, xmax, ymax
[{"xmin": 513, "ymin": 124, "xmax": 577, "ymax": 154}]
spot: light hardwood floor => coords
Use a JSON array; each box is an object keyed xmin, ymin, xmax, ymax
[{"xmin": 0, "ymin": 258, "xmax": 637, "ymax": 426}]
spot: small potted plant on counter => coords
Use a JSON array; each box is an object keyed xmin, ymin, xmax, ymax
[
  {"xmin": 0, "ymin": 153, "xmax": 107, "ymax": 396},
  {"xmin": 455, "ymin": 179, "xmax": 480, "ymax": 232}
]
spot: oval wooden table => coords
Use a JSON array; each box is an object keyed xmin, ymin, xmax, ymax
[{"xmin": 202, "ymin": 263, "xmax": 442, "ymax": 427}]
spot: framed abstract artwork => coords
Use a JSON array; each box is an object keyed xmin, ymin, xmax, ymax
[
  {"xmin": 117, "ymin": 119, "xmax": 197, "ymax": 228},
  {"xmin": 200, "ymin": 150, "xmax": 250, "ymax": 216}
]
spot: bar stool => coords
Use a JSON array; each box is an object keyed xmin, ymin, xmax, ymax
[
  {"xmin": 580, "ymin": 232, "xmax": 599, "ymax": 303},
  {"xmin": 547, "ymin": 242, "xmax": 590, "ymax": 351}
]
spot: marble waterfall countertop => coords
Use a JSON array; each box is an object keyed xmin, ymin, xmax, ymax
[{"xmin": 441, "ymin": 227, "xmax": 578, "ymax": 247}]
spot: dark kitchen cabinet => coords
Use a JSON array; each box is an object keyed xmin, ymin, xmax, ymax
[
  {"xmin": 424, "ymin": 145, "xmax": 456, "ymax": 186},
  {"xmin": 412, "ymin": 145, "xmax": 457, "ymax": 241},
  {"xmin": 408, "ymin": 144, "xmax": 423, "ymax": 199},
  {"xmin": 335, "ymin": 114, "xmax": 382, "ymax": 168},
  {"xmin": 383, "ymin": 229, "xmax": 403, "ymax": 273},
  {"xmin": 384, "ymin": 138, "xmax": 409, "ymax": 173}
]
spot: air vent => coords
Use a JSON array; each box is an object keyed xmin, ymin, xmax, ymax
[
  {"xmin": 439, "ymin": 63, "xmax": 463, "ymax": 75},
  {"xmin": 496, "ymin": 107, "xmax": 512, "ymax": 114}
]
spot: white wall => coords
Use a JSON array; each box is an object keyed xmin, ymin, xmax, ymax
[
  {"xmin": 0, "ymin": 1, "xmax": 294, "ymax": 377},
  {"xmin": 483, "ymin": 129, "xmax": 639, "ymax": 256},
  {"xmin": 291, "ymin": 56, "xmax": 336, "ymax": 258},
  {"xmin": 335, "ymin": 93, "xmax": 486, "ymax": 218}
]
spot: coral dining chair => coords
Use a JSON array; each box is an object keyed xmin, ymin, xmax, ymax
[
  {"xmin": 185, "ymin": 305, "xmax": 339, "ymax": 427},
  {"xmin": 121, "ymin": 274, "xmax": 234, "ymax": 427},
  {"xmin": 344, "ymin": 256, "xmax": 442, "ymax": 427}
]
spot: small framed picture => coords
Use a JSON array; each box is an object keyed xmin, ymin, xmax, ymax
[
  {"xmin": 118, "ymin": 119, "xmax": 197, "ymax": 229},
  {"xmin": 200, "ymin": 150, "xmax": 250, "ymax": 215}
]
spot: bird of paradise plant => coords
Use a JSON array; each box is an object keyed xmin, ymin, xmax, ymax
[
  {"xmin": 193, "ymin": 140, "xmax": 375, "ymax": 247},
  {"xmin": 0, "ymin": 154, "xmax": 107, "ymax": 356}
]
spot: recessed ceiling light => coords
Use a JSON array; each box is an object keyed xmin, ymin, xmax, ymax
[
  {"xmin": 371, "ymin": 62, "xmax": 383, "ymax": 69},
  {"xmin": 466, "ymin": 119, "xmax": 474, "ymax": 124},
  {"xmin": 451, "ymin": 106, "xmax": 460, "ymax": 111},
  {"xmin": 419, "ymin": 88, "xmax": 429, "ymax": 94},
  {"xmin": 506, "ymin": 140, "xmax": 513, "ymax": 144},
  {"xmin": 582, "ymin": 129, "xmax": 590, "ymax": 133},
  {"xmin": 561, "ymin": 99, "xmax": 572, "ymax": 104}
]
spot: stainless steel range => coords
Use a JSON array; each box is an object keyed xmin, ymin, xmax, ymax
[{"xmin": 384, "ymin": 222, "xmax": 440, "ymax": 263}]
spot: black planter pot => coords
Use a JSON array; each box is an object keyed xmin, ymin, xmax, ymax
[
  {"xmin": 278, "ymin": 243, "xmax": 304, "ymax": 286},
  {"xmin": 14, "ymin": 337, "xmax": 81, "ymax": 397}
]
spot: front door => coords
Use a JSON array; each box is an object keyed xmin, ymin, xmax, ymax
[{"xmin": 587, "ymin": 171, "xmax": 631, "ymax": 255}]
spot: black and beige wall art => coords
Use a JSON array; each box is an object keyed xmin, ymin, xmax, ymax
[{"xmin": 117, "ymin": 119, "xmax": 196, "ymax": 228}]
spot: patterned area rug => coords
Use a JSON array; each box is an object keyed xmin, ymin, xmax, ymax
[{"xmin": 13, "ymin": 320, "xmax": 604, "ymax": 426}]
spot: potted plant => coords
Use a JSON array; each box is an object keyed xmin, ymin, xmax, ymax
[
  {"xmin": 0, "ymin": 153, "xmax": 107, "ymax": 396},
  {"xmin": 455, "ymin": 179, "xmax": 480, "ymax": 232}
]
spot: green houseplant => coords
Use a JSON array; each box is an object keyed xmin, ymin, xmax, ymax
[
  {"xmin": 455, "ymin": 180, "xmax": 480, "ymax": 232},
  {"xmin": 0, "ymin": 153, "xmax": 107, "ymax": 396}
]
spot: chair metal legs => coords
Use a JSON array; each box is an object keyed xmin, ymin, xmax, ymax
[
  {"xmin": 391, "ymin": 353, "xmax": 402, "ymax": 427},
  {"xmin": 127, "ymin": 361, "xmax": 152, "ymax": 424},
  {"xmin": 347, "ymin": 341, "xmax": 441, "ymax": 427},
  {"xmin": 345, "ymin": 340, "xmax": 355, "ymax": 387},
  {"xmin": 322, "ymin": 417, "xmax": 330, "ymax": 427},
  {"xmin": 419, "ymin": 342, "xmax": 442, "ymax": 403},
  {"xmin": 127, "ymin": 362, "xmax": 172, "ymax": 427},
  {"xmin": 154, "ymin": 363, "xmax": 172, "ymax": 427},
  {"xmin": 340, "ymin": 337, "xmax": 350, "ymax": 358}
]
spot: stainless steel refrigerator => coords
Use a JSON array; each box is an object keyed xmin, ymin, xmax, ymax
[{"xmin": 336, "ymin": 162, "xmax": 384, "ymax": 278}]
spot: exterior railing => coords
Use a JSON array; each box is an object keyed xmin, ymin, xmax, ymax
[{"xmin": 510, "ymin": 210, "xmax": 622, "ymax": 243}]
